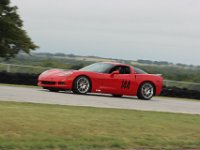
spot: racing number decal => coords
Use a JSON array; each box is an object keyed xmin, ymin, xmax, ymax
[{"xmin": 121, "ymin": 80, "xmax": 131, "ymax": 89}]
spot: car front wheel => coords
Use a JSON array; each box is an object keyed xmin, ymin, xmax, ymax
[
  {"xmin": 72, "ymin": 76, "xmax": 91, "ymax": 94},
  {"xmin": 137, "ymin": 82, "xmax": 154, "ymax": 100}
]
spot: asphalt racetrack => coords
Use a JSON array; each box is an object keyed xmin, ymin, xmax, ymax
[{"xmin": 0, "ymin": 85, "xmax": 199, "ymax": 114}]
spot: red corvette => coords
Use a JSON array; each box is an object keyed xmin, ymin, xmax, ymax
[{"xmin": 38, "ymin": 62, "xmax": 163, "ymax": 100}]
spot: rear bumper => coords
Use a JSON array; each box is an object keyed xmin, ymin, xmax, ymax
[{"xmin": 155, "ymin": 81, "xmax": 163, "ymax": 96}]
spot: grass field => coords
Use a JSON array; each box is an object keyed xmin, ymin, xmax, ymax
[{"xmin": 0, "ymin": 101, "xmax": 200, "ymax": 150}]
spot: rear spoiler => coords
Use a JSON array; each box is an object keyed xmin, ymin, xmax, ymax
[
  {"xmin": 150, "ymin": 74, "xmax": 162, "ymax": 76},
  {"xmin": 156, "ymin": 74, "xmax": 162, "ymax": 76}
]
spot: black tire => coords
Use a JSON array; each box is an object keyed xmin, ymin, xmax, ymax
[
  {"xmin": 72, "ymin": 76, "xmax": 91, "ymax": 94},
  {"xmin": 112, "ymin": 94, "xmax": 123, "ymax": 97},
  {"xmin": 137, "ymin": 82, "xmax": 155, "ymax": 100}
]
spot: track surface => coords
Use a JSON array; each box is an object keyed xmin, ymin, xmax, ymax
[{"xmin": 0, "ymin": 85, "xmax": 199, "ymax": 114}]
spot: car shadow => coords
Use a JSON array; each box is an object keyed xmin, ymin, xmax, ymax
[
  {"xmin": 38, "ymin": 89, "xmax": 155, "ymax": 101},
  {"xmin": 79, "ymin": 93, "xmax": 157, "ymax": 102}
]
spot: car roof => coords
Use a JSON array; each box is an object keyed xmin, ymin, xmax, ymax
[{"xmin": 101, "ymin": 61, "xmax": 130, "ymax": 66}]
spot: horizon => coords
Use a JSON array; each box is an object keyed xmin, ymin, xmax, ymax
[{"xmin": 27, "ymin": 52, "xmax": 199, "ymax": 67}]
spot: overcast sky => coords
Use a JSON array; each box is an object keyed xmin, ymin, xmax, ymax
[{"xmin": 12, "ymin": 0, "xmax": 200, "ymax": 65}]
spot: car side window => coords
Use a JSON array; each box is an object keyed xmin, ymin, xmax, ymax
[
  {"xmin": 109, "ymin": 66, "xmax": 119, "ymax": 73},
  {"xmin": 109, "ymin": 66, "xmax": 131, "ymax": 74},
  {"xmin": 120, "ymin": 66, "xmax": 131, "ymax": 74}
]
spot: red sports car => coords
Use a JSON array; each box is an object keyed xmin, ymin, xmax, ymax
[{"xmin": 38, "ymin": 62, "xmax": 163, "ymax": 100}]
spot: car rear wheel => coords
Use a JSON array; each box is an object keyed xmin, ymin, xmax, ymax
[
  {"xmin": 137, "ymin": 82, "xmax": 154, "ymax": 100},
  {"xmin": 72, "ymin": 76, "xmax": 91, "ymax": 94}
]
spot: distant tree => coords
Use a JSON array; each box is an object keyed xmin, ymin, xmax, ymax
[
  {"xmin": 70, "ymin": 63, "xmax": 85, "ymax": 70},
  {"xmin": 41, "ymin": 59, "xmax": 70, "ymax": 69},
  {"xmin": 160, "ymin": 61, "xmax": 169, "ymax": 65},
  {"xmin": 67, "ymin": 54, "xmax": 75, "ymax": 57},
  {"xmin": 0, "ymin": 0, "xmax": 38, "ymax": 59},
  {"xmin": 36, "ymin": 53, "xmax": 53, "ymax": 57},
  {"xmin": 137, "ymin": 59, "xmax": 153, "ymax": 64},
  {"xmin": 55, "ymin": 53, "xmax": 66, "ymax": 57},
  {"xmin": 176, "ymin": 63, "xmax": 187, "ymax": 67}
]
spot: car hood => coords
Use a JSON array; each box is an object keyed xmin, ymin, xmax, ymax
[{"xmin": 39, "ymin": 69, "xmax": 77, "ymax": 77}]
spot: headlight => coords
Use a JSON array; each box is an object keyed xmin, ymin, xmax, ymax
[{"xmin": 58, "ymin": 72, "xmax": 73, "ymax": 76}]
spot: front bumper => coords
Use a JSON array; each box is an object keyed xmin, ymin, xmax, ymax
[{"xmin": 38, "ymin": 76, "xmax": 73, "ymax": 90}]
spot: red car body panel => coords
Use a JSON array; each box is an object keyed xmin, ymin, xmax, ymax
[{"xmin": 38, "ymin": 62, "xmax": 163, "ymax": 97}]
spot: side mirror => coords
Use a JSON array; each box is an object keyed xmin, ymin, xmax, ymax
[{"xmin": 111, "ymin": 70, "xmax": 119, "ymax": 77}]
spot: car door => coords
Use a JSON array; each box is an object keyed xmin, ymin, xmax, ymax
[{"xmin": 100, "ymin": 65, "xmax": 136, "ymax": 95}]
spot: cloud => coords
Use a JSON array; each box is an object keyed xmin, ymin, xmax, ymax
[{"xmin": 11, "ymin": 0, "xmax": 200, "ymax": 65}]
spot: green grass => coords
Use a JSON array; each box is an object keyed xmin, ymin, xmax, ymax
[{"xmin": 0, "ymin": 101, "xmax": 200, "ymax": 150}]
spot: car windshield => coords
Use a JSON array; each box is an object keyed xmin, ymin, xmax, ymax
[
  {"xmin": 79, "ymin": 63, "xmax": 114, "ymax": 73},
  {"xmin": 134, "ymin": 67, "xmax": 148, "ymax": 74}
]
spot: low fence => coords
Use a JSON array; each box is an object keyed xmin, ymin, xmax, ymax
[
  {"xmin": 161, "ymin": 80, "xmax": 200, "ymax": 99},
  {"xmin": 0, "ymin": 72, "xmax": 38, "ymax": 85},
  {"xmin": 164, "ymin": 80, "xmax": 200, "ymax": 91},
  {"xmin": 0, "ymin": 63, "xmax": 51, "ymax": 86},
  {"xmin": 0, "ymin": 63, "xmax": 200, "ymax": 99},
  {"xmin": 0, "ymin": 63, "xmax": 51, "ymax": 74}
]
